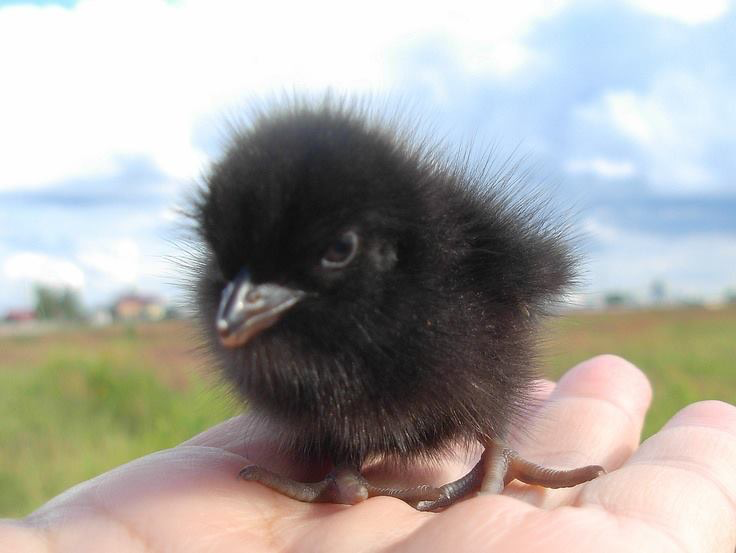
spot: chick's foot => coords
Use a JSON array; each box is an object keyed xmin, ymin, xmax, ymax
[
  {"xmin": 416, "ymin": 441, "xmax": 605, "ymax": 511},
  {"xmin": 239, "ymin": 465, "xmax": 442, "ymax": 506}
]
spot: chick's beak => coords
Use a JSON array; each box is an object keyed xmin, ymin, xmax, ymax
[{"xmin": 216, "ymin": 270, "xmax": 305, "ymax": 348}]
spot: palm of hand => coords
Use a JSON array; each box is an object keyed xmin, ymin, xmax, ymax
[{"xmin": 5, "ymin": 356, "xmax": 736, "ymax": 553}]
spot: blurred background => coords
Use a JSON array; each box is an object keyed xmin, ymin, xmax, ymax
[{"xmin": 0, "ymin": 0, "xmax": 734, "ymax": 517}]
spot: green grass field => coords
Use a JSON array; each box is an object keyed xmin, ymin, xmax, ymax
[{"xmin": 1, "ymin": 307, "xmax": 734, "ymax": 517}]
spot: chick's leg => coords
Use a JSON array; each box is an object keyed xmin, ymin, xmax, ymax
[
  {"xmin": 416, "ymin": 441, "xmax": 605, "ymax": 511},
  {"xmin": 239, "ymin": 465, "xmax": 441, "ymax": 505}
]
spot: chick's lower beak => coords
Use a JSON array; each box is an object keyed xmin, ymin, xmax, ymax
[{"xmin": 216, "ymin": 270, "xmax": 305, "ymax": 348}]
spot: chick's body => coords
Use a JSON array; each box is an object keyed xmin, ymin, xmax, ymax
[{"xmin": 194, "ymin": 101, "xmax": 592, "ymax": 509}]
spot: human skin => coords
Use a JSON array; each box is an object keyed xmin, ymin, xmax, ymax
[{"xmin": 1, "ymin": 355, "xmax": 735, "ymax": 553}]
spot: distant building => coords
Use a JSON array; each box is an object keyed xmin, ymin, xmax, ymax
[
  {"xmin": 3, "ymin": 309, "xmax": 37, "ymax": 323},
  {"xmin": 112, "ymin": 294, "xmax": 166, "ymax": 322}
]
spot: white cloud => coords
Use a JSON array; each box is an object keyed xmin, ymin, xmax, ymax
[
  {"xmin": 565, "ymin": 157, "xmax": 637, "ymax": 179},
  {"xmin": 599, "ymin": 91, "xmax": 660, "ymax": 146},
  {"xmin": 0, "ymin": 236, "xmax": 182, "ymax": 311},
  {"xmin": 0, "ymin": 0, "xmax": 570, "ymax": 192},
  {"xmin": 426, "ymin": 0, "xmax": 572, "ymax": 76},
  {"xmin": 2, "ymin": 252, "xmax": 85, "ymax": 289},
  {"xmin": 581, "ymin": 218, "xmax": 622, "ymax": 243},
  {"xmin": 76, "ymin": 238, "xmax": 142, "ymax": 286},
  {"xmin": 573, "ymin": 71, "xmax": 735, "ymax": 193},
  {"xmin": 70, "ymin": 236, "xmax": 179, "ymax": 307},
  {"xmin": 625, "ymin": 0, "xmax": 731, "ymax": 24}
]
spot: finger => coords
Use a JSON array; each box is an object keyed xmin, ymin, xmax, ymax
[
  {"xmin": 0, "ymin": 522, "xmax": 46, "ymax": 553},
  {"xmin": 506, "ymin": 355, "xmax": 652, "ymax": 506},
  {"xmin": 504, "ymin": 378, "xmax": 555, "ymax": 446},
  {"xmin": 181, "ymin": 414, "xmax": 250, "ymax": 450},
  {"xmin": 579, "ymin": 400, "xmax": 736, "ymax": 553},
  {"xmin": 531, "ymin": 378, "xmax": 556, "ymax": 405},
  {"xmin": 182, "ymin": 414, "xmax": 282, "ymax": 462},
  {"xmin": 182, "ymin": 415, "xmax": 329, "ymax": 481}
]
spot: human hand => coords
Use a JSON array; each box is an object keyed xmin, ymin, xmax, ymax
[{"xmin": 2, "ymin": 355, "xmax": 735, "ymax": 552}]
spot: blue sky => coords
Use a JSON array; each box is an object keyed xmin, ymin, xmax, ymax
[{"xmin": 1, "ymin": 0, "xmax": 734, "ymax": 312}]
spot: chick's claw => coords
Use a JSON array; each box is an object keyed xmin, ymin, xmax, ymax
[
  {"xmin": 417, "ymin": 442, "xmax": 606, "ymax": 512},
  {"xmin": 488, "ymin": 444, "xmax": 606, "ymax": 491},
  {"xmin": 239, "ymin": 465, "xmax": 442, "ymax": 506},
  {"xmin": 415, "ymin": 461, "xmax": 484, "ymax": 511},
  {"xmin": 239, "ymin": 465, "xmax": 336, "ymax": 503},
  {"xmin": 364, "ymin": 481, "xmax": 442, "ymax": 504}
]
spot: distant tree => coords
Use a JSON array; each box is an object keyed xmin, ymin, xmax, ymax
[
  {"xmin": 164, "ymin": 305, "xmax": 182, "ymax": 319},
  {"xmin": 650, "ymin": 279, "xmax": 667, "ymax": 305},
  {"xmin": 604, "ymin": 291, "xmax": 631, "ymax": 308},
  {"xmin": 34, "ymin": 285, "xmax": 85, "ymax": 320}
]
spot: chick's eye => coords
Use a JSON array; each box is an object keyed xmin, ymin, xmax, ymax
[{"xmin": 321, "ymin": 230, "xmax": 359, "ymax": 269}]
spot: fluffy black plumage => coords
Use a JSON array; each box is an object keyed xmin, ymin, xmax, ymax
[{"xmin": 191, "ymin": 98, "xmax": 585, "ymax": 506}]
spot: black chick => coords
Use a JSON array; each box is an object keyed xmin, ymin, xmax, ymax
[{"xmin": 192, "ymin": 98, "xmax": 603, "ymax": 511}]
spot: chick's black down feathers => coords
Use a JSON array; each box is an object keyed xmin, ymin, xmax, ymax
[{"xmin": 193, "ymin": 100, "xmax": 576, "ymax": 468}]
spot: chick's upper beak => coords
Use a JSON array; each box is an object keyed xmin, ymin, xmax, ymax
[{"xmin": 216, "ymin": 270, "xmax": 305, "ymax": 348}]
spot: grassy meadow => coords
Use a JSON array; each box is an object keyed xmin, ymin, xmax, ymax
[{"xmin": 1, "ymin": 307, "xmax": 735, "ymax": 517}]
